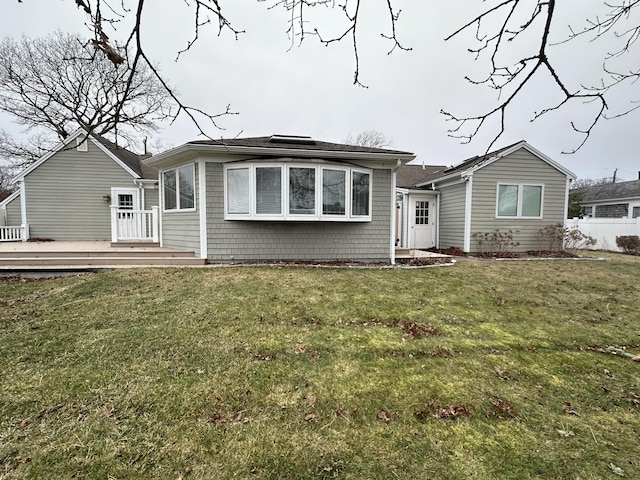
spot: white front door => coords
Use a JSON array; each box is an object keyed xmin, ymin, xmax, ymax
[
  {"xmin": 410, "ymin": 196, "xmax": 435, "ymax": 249},
  {"xmin": 112, "ymin": 188, "xmax": 140, "ymax": 238}
]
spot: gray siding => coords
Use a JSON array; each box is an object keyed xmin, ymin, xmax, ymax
[
  {"xmin": 438, "ymin": 182, "xmax": 467, "ymax": 249},
  {"xmin": 469, "ymin": 148, "xmax": 568, "ymax": 252},
  {"xmin": 3, "ymin": 194, "xmax": 22, "ymax": 226},
  {"xmin": 24, "ymin": 140, "xmax": 137, "ymax": 240},
  {"xmin": 204, "ymin": 163, "xmax": 392, "ymax": 262},
  {"xmin": 160, "ymin": 164, "xmax": 200, "ymax": 256},
  {"xmin": 143, "ymin": 187, "xmax": 159, "ymax": 210}
]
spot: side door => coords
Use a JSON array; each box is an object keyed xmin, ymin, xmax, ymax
[
  {"xmin": 410, "ymin": 196, "xmax": 435, "ymax": 249},
  {"xmin": 111, "ymin": 188, "xmax": 140, "ymax": 239}
]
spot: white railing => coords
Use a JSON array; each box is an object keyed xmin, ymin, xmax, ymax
[
  {"xmin": 567, "ymin": 217, "xmax": 640, "ymax": 251},
  {"xmin": 0, "ymin": 224, "xmax": 29, "ymax": 242},
  {"xmin": 111, "ymin": 206, "xmax": 159, "ymax": 243}
]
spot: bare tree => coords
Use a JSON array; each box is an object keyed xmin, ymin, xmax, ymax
[
  {"xmin": 15, "ymin": 1, "xmax": 640, "ymax": 153},
  {"xmin": 345, "ymin": 130, "xmax": 393, "ymax": 148},
  {"xmin": 0, "ymin": 31, "xmax": 174, "ymax": 161},
  {"xmin": 16, "ymin": 0, "xmax": 407, "ymax": 140},
  {"xmin": 0, "ymin": 164, "xmax": 15, "ymax": 201},
  {"xmin": 441, "ymin": 0, "xmax": 640, "ymax": 153}
]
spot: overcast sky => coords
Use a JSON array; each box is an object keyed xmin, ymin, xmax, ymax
[{"xmin": 1, "ymin": 0, "xmax": 638, "ymax": 181}]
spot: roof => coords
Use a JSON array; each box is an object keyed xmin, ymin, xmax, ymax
[
  {"xmin": 188, "ymin": 135, "xmax": 414, "ymax": 156},
  {"xmin": 396, "ymin": 164, "xmax": 447, "ymax": 189},
  {"xmin": 415, "ymin": 141, "xmax": 576, "ymax": 187},
  {"xmin": 146, "ymin": 135, "xmax": 416, "ymax": 169},
  {"xmin": 575, "ymin": 179, "xmax": 640, "ymax": 202},
  {"xmin": 442, "ymin": 141, "xmax": 524, "ymax": 175},
  {"xmin": 92, "ymin": 135, "xmax": 156, "ymax": 179}
]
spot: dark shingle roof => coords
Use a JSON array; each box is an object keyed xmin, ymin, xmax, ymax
[
  {"xmin": 93, "ymin": 135, "xmax": 157, "ymax": 179},
  {"xmin": 396, "ymin": 164, "xmax": 447, "ymax": 188},
  {"xmin": 576, "ymin": 179, "xmax": 640, "ymax": 202},
  {"xmin": 188, "ymin": 136, "xmax": 413, "ymax": 156},
  {"xmin": 443, "ymin": 141, "xmax": 524, "ymax": 175}
]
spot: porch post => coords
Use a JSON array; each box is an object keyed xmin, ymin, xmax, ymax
[
  {"xmin": 110, "ymin": 205, "xmax": 118, "ymax": 243},
  {"xmin": 151, "ymin": 206, "xmax": 159, "ymax": 243}
]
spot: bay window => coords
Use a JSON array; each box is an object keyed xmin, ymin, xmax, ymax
[
  {"xmin": 496, "ymin": 183, "xmax": 543, "ymax": 218},
  {"xmin": 224, "ymin": 163, "xmax": 372, "ymax": 221}
]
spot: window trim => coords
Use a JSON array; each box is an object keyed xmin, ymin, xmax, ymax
[
  {"xmin": 495, "ymin": 183, "xmax": 544, "ymax": 219},
  {"xmin": 224, "ymin": 162, "xmax": 373, "ymax": 222},
  {"xmin": 162, "ymin": 163, "xmax": 196, "ymax": 213}
]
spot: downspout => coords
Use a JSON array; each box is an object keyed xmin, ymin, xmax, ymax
[
  {"xmin": 390, "ymin": 159, "xmax": 402, "ymax": 265},
  {"xmin": 19, "ymin": 180, "xmax": 29, "ymax": 241},
  {"xmin": 433, "ymin": 183, "xmax": 440, "ymax": 249},
  {"xmin": 463, "ymin": 175, "xmax": 473, "ymax": 253},
  {"xmin": 564, "ymin": 177, "xmax": 572, "ymax": 226},
  {"xmin": 198, "ymin": 160, "xmax": 208, "ymax": 260}
]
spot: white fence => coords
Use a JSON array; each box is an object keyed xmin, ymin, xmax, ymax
[
  {"xmin": 567, "ymin": 217, "xmax": 640, "ymax": 251},
  {"xmin": 111, "ymin": 206, "xmax": 159, "ymax": 243},
  {"xmin": 0, "ymin": 224, "xmax": 29, "ymax": 242}
]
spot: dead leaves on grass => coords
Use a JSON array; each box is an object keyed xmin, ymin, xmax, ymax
[{"xmin": 414, "ymin": 402, "xmax": 472, "ymax": 421}]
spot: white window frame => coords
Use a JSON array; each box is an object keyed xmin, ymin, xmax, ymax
[
  {"xmin": 162, "ymin": 163, "xmax": 196, "ymax": 213},
  {"xmin": 223, "ymin": 163, "xmax": 372, "ymax": 222},
  {"xmin": 495, "ymin": 183, "xmax": 544, "ymax": 219}
]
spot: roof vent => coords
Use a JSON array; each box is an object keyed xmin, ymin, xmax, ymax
[{"xmin": 269, "ymin": 135, "xmax": 316, "ymax": 145}]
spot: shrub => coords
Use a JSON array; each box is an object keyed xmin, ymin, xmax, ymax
[
  {"xmin": 564, "ymin": 226, "xmax": 597, "ymax": 253},
  {"xmin": 536, "ymin": 223, "xmax": 564, "ymax": 251},
  {"xmin": 537, "ymin": 223, "xmax": 597, "ymax": 253},
  {"xmin": 616, "ymin": 235, "xmax": 640, "ymax": 255},
  {"xmin": 472, "ymin": 230, "xmax": 520, "ymax": 257}
]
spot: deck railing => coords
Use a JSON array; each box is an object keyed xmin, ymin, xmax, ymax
[
  {"xmin": 0, "ymin": 224, "xmax": 29, "ymax": 242},
  {"xmin": 111, "ymin": 206, "xmax": 159, "ymax": 243}
]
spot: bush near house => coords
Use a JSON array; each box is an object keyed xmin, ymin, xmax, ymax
[
  {"xmin": 536, "ymin": 223, "xmax": 597, "ymax": 253},
  {"xmin": 616, "ymin": 235, "xmax": 640, "ymax": 255},
  {"xmin": 471, "ymin": 229, "xmax": 520, "ymax": 257}
]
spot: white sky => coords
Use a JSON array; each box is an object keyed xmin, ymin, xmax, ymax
[{"xmin": 1, "ymin": 0, "xmax": 638, "ymax": 181}]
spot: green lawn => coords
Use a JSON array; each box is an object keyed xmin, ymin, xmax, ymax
[{"xmin": 1, "ymin": 255, "xmax": 639, "ymax": 479}]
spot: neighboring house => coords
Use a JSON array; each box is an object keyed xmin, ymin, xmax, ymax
[
  {"xmin": 396, "ymin": 141, "xmax": 576, "ymax": 253},
  {"xmin": 144, "ymin": 135, "xmax": 415, "ymax": 263},
  {"xmin": 574, "ymin": 178, "xmax": 640, "ymax": 219},
  {"xmin": 0, "ymin": 129, "xmax": 159, "ymax": 242}
]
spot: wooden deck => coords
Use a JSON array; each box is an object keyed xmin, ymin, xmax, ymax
[{"xmin": 0, "ymin": 241, "xmax": 205, "ymax": 269}]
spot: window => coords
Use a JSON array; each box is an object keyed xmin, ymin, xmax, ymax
[
  {"xmin": 582, "ymin": 205, "xmax": 593, "ymax": 217},
  {"xmin": 415, "ymin": 200, "xmax": 429, "ymax": 225},
  {"xmin": 163, "ymin": 164, "xmax": 195, "ymax": 211},
  {"xmin": 632, "ymin": 206, "xmax": 640, "ymax": 219},
  {"xmin": 224, "ymin": 163, "xmax": 372, "ymax": 221},
  {"xmin": 352, "ymin": 171, "xmax": 370, "ymax": 216},
  {"xmin": 289, "ymin": 167, "xmax": 315, "ymax": 215},
  {"xmin": 496, "ymin": 184, "xmax": 543, "ymax": 218},
  {"xmin": 322, "ymin": 169, "xmax": 346, "ymax": 215},
  {"xmin": 256, "ymin": 167, "xmax": 282, "ymax": 214}
]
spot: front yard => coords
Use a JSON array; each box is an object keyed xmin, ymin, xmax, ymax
[{"xmin": 1, "ymin": 255, "xmax": 639, "ymax": 479}]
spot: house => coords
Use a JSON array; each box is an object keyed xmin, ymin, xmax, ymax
[
  {"xmin": 396, "ymin": 141, "xmax": 576, "ymax": 253},
  {"xmin": 574, "ymin": 178, "xmax": 640, "ymax": 219},
  {"xmin": 143, "ymin": 135, "xmax": 415, "ymax": 263},
  {"xmin": 0, "ymin": 129, "xmax": 159, "ymax": 242}
]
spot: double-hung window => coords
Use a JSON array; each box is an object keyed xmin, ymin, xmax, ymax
[
  {"xmin": 163, "ymin": 164, "xmax": 195, "ymax": 211},
  {"xmin": 496, "ymin": 183, "xmax": 543, "ymax": 219},
  {"xmin": 224, "ymin": 163, "xmax": 372, "ymax": 221}
]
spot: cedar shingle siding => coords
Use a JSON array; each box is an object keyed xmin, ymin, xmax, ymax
[{"xmin": 204, "ymin": 163, "xmax": 392, "ymax": 262}]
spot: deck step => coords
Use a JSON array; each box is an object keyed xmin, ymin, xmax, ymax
[
  {"xmin": 0, "ymin": 249, "xmax": 197, "ymax": 259},
  {"xmin": 0, "ymin": 256, "xmax": 205, "ymax": 267}
]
